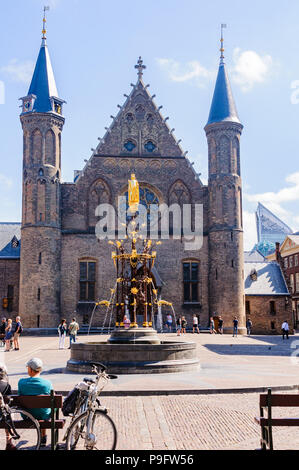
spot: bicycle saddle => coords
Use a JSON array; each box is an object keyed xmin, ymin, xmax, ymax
[
  {"xmin": 83, "ymin": 377, "xmax": 96, "ymax": 384},
  {"xmin": 90, "ymin": 362, "xmax": 107, "ymax": 371}
]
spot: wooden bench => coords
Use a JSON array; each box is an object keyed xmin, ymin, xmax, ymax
[
  {"xmin": 254, "ymin": 388, "xmax": 299, "ymax": 450},
  {"xmin": 1, "ymin": 390, "xmax": 65, "ymax": 450}
]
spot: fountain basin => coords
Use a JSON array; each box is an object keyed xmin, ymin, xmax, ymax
[{"xmin": 67, "ymin": 340, "xmax": 199, "ymax": 374}]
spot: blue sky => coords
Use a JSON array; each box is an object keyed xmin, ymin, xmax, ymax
[{"xmin": 1, "ymin": 0, "xmax": 299, "ymax": 249}]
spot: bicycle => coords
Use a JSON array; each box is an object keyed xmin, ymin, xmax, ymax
[
  {"xmin": 64, "ymin": 362, "xmax": 117, "ymax": 450},
  {"xmin": 0, "ymin": 392, "xmax": 41, "ymax": 450}
]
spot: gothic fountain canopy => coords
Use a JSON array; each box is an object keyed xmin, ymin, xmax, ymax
[{"xmin": 67, "ymin": 173, "xmax": 199, "ymax": 374}]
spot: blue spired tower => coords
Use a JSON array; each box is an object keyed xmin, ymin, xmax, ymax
[
  {"xmin": 19, "ymin": 9, "xmax": 65, "ymax": 327},
  {"xmin": 205, "ymin": 26, "xmax": 246, "ymax": 334}
]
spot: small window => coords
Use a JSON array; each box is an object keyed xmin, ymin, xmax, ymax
[
  {"xmin": 290, "ymin": 274, "xmax": 295, "ymax": 294},
  {"xmin": 284, "ymin": 258, "xmax": 288, "ymax": 269},
  {"xmin": 7, "ymin": 285, "xmax": 14, "ymax": 313},
  {"xmin": 270, "ymin": 301, "xmax": 276, "ymax": 315},
  {"xmin": 215, "ymin": 269, "xmax": 218, "ymax": 280},
  {"xmin": 37, "ymin": 315, "xmax": 40, "ymax": 328},
  {"xmin": 124, "ymin": 140, "xmax": 136, "ymax": 152},
  {"xmin": 231, "ymin": 260, "xmax": 234, "ymax": 268},
  {"xmin": 290, "ymin": 256, "xmax": 293, "ymax": 268},
  {"xmin": 271, "ymin": 321, "xmax": 276, "ymax": 330},
  {"xmin": 37, "ymin": 288, "xmax": 41, "ymax": 301},
  {"xmin": 38, "ymin": 252, "xmax": 42, "ymax": 265},
  {"xmin": 183, "ymin": 261, "xmax": 199, "ymax": 303},
  {"xmin": 80, "ymin": 261, "xmax": 96, "ymax": 301},
  {"xmin": 144, "ymin": 141, "xmax": 156, "ymax": 153},
  {"xmin": 38, "ymin": 168, "xmax": 44, "ymax": 177},
  {"xmin": 295, "ymin": 255, "xmax": 298, "ymax": 267}
]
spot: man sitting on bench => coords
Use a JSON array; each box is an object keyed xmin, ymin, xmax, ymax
[{"xmin": 18, "ymin": 358, "xmax": 53, "ymax": 447}]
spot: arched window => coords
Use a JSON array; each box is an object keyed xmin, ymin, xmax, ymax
[
  {"xmin": 218, "ymin": 135, "xmax": 230, "ymax": 174},
  {"xmin": 32, "ymin": 129, "xmax": 42, "ymax": 164},
  {"xmin": 45, "ymin": 130, "xmax": 56, "ymax": 166},
  {"xmin": 88, "ymin": 179, "xmax": 111, "ymax": 227}
]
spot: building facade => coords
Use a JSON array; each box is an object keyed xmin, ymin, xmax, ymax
[
  {"xmin": 268, "ymin": 236, "xmax": 299, "ymax": 327},
  {"xmin": 4, "ymin": 25, "xmax": 249, "ymax": 332}
]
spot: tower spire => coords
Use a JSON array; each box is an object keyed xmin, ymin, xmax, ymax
[
  {"xmin": 42, "ymin": 6, "xmax": 50, "ymax": 44},
  {"xmin": 135, "ymin": 56, "xmax": 146, "ymax": 81},
  {"xmin": 220, "ymin": 23, "xmax": 226, "ymax": 64},
  {"xmin": 205, "ymin": 26, "xmax": 240, "ymax": 126}
]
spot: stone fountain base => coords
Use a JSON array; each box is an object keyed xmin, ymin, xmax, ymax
[{"xmin": 66, "ymin": 328, "xmax": 199, "ymax": 374}]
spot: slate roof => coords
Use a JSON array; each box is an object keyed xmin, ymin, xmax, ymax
[
  {"xmin": 0, "ymin": 223, "xmax": 21, "ymax": 259},
  {"xmin": 206, "ymin": 61, "xmax": 241, "ymax": 126},
  {"xmin": 244, "ymin": 249, "xmax": 266, "ymax": 263},
  {"xmin": 244, "ymin": 261, "xmax": 289, "ymax": 296},
  {"xmin": 27, "ymin": 38, "xmax": 59, "ymax": 113}
]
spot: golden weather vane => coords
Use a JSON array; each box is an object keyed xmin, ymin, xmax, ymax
[
  {"xmin": 42, "ymin": 6, "xmax": 50, "ymax": 39},
  {"xmin": 220, "ymin": 23, "xmax": 227, "ymax": 64}
]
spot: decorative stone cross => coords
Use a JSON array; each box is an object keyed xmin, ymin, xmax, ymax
[{"xmin": 135, "ymin": 57, "xmax": 146, "ymax": 80}]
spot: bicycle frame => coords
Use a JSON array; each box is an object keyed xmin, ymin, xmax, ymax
[
  {"xmin": 0, "ymin": 393, "xmax": 21, "ymax": 440},
  {"xmin": 64, "ymin": 364, "xmax": 113, "ymax": 448}
]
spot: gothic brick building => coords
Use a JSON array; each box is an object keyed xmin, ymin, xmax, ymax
[{"xmin": 5, "ymin": 24, "xmax": 250, "ymax": 333}]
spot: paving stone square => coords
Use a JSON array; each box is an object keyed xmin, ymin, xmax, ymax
[{"xmin": 2, "ymin": 332, "xmax": 299, "ymax": 450}]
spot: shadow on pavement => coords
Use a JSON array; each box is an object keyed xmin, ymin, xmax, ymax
[{"xmin": 203, "ymin": 335, "xmax": 295, "ymax": 357}]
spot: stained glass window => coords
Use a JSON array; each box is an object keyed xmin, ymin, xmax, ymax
[
  {"xmin": 124, "ymin": 140, "xmax": 136, "ymax": 152},
  {"xmin": 123, "ymin": 187, "xmax": 159, "ymax": 224},
  {"xmin": 144, "ymin": 141, "xmax": 156, "ymax": 153}
]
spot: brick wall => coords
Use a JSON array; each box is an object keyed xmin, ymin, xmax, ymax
[
  {"xmin": 245, "ymin": 295, "xmax": 293, "ymax": 335},
  {"xmin": 0, "ymin": 259, "xmax": 20, "ymax": 319}
]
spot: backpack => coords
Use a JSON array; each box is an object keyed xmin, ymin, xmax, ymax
[
  {"xmin": 59, "ymin": 325, "xmax": 66, "ymax": 335},
  {"xmin": 62, "ymin": 387, "xmax": 80, "ymax": 416},
  {"xmin": 18, "ymin": 323, "xmax": 23, "ymax": 334}
]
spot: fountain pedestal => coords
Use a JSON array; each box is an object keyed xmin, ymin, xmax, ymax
[{"xmin": 108, "ymin": 327, "xmax": 160, "ymax": 345}]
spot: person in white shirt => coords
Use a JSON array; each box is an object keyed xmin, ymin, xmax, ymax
[
  {"xmin": 192, "ymin": 314, "xmax": 199, "ymax": 334},
  {"xmin": 281, "ymin": 320, "xmax": 289, "ymax": 340}
]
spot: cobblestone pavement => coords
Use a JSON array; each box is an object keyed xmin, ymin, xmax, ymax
[
  {"xmin": 2, "ymin": 334, "xmax": 299, "ymax": 450},
  {"xmin": 100, "ymin": 393, "xmax": 299, "ymax": 450}
]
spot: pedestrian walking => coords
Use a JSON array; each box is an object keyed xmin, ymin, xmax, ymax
[
  {"xmin": 68, "ymin": 318, "xmax": 80, "ymax": 349},
  {"xmin": 181, "ymin": 316, "xmax": 187, "ymax": 335},
  {"xmin": 4, "ymin": 319, "xmax": 13, "ymax": 352},
  {"xmin": 281, "ymin": 320, "xmax": 289, "ymax": 340},
  {"xmin": 165, "ymin": 313, "xmax": 173, "ymax": 332},
  {"xmin": 13, "ymin": 316, "xmax": 23, "ymax": 351},
  {"xmin": 218, "ymin": 316, "xmax": 224, "ymax": 334},
  {"xmin": 233, "ymin": 317, "xmax": 238, "ymax": 337},
  {"xmin": 246, "ymin": 318, "xmax": 252, "ymax": 336},
  {"xmin": 0, "ymin": 318, "xmax": 7, "ymax": 345},
  {"xmin": 209, "ymin": 317, "xmax": 217, "ymax": 334},
  {"xmin": 58, "ymin": 319, "xmax": 67, "ymax": 349},
  {"xmin": 176, "ymin": 316, "xmax": 182, "ymax": 336},
  {"xmin": 192, "ymin": 314, "xmax": 199, "ymax": 334}
]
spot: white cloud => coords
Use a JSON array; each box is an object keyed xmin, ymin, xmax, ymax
[
  {"xmin": 157, "ymin": 58, "xmax": 213, "ymax": 87},
  {"xmin": 157, "ymin": 49, "xmax": 273, "ymax": 92},
  {"xmin": 243, "ymin": 211, "xmax": 257, "ymax": 250},
  {"xmin": 1, "ymin": 59, "xmax": 34, "ymax": 84},
  {"xmin": 0, "ymin": 174, "xmax": 13, "ymax": 188},
  {"xmin": 245, "ymin": 171, "xmax": 299, "ymax": 231},
  {"xmin": 232, "ymin": 48, "xmax": 273, "ymax": 92}
]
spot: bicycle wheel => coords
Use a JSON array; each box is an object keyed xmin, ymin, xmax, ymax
[
  {"xmin": 0, "ymin": 408, "xmax": 41, "ymax": 450},
  {"xmin": 66, "ymin": 410, "xmax": 117, "ymax": 450}
]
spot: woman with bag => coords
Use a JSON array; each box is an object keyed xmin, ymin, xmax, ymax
[
  {"xmin": 58, "ymin": 319, "xmax": 67, "ymax": 350},
  {"xmin": 4, "ymin": 319, "xmax": 13, "ymax": 352}
]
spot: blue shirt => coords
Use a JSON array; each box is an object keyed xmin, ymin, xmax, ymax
[{"xmin": 18, "ymin": 376, "xmax": 53, "ymax": 420}]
